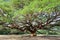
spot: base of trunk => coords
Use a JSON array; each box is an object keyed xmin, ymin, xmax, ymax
[{"xmin": 30, "ymin": 33, "xmax": 36, "ymax": 36}]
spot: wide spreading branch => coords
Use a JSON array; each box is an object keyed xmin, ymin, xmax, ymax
[{"xmin": 0, "ymin": 11, "xmax": 60, "ymax": 36}]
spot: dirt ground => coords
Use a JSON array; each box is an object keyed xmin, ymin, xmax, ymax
[{"xmin": 0, "ymin": 35, "xmax": 60, "ymax": 40}]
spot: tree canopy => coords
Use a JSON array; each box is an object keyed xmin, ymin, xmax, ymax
[{"xmin": 0, "ymin": 0, "xmax": 60, "ymax": 35}]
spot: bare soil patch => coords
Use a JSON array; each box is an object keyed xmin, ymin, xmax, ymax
[{"xmin": 0, "ymin": 35, "xmax": 60, "ymax": 40}]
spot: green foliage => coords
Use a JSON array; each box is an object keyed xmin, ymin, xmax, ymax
[{"xmin": 0, "ymin": 0, "xmax": 60, "ymax": 20}]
